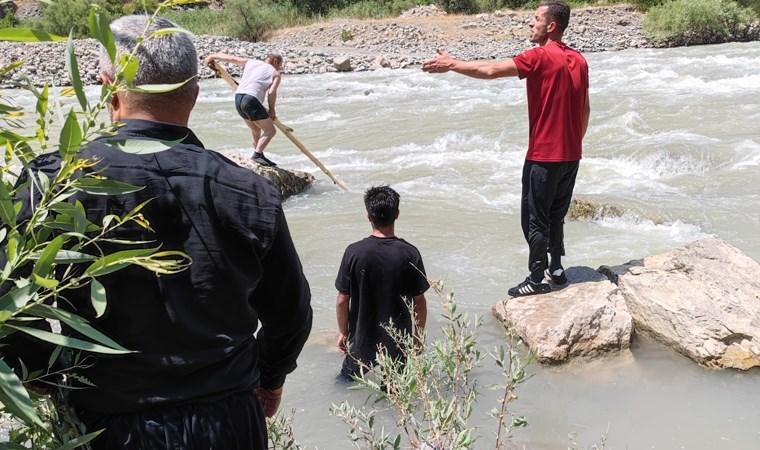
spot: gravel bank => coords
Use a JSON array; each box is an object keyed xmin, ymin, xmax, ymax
[{"xmin": 0, "ymin": 5, "xmax": 696, "ymax": 88}]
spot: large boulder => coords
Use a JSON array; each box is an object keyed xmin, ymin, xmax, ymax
[
  {"xmin": 605, "ymin": 238, "xmax": 760, "ymax": 370},
  {"xmin": 492, "ymin": 266, "xmax": 633, "ymax": 364},
  {"xmin": 220, "ymin": 151, "xmax": 313, "ymax": 199},
  {"xmin": 492, "ymin": 238, "xmax": 760, "ymax": 370}
]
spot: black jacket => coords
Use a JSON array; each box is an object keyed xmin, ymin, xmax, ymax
[{"xmin": 6, "ymin": 119, "xmax": 312, "ymax": 414}]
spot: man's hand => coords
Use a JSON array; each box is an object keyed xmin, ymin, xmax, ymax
[
  {"xmin": 203, "ymin": 55, "xmax": 216, "ymax": 68},
  {"xmin": 337, "ymin": 333, "xmax": 348, "ymax": 354},
  {"xmin": 255, "ymin": 386, "xmax": 283, "ymax": 418},
  {"xmin": 421, "ymin": 49, "xmax": 454, "ymax": 73}
]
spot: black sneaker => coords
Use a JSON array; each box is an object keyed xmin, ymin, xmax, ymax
[
  {"xmin": 508, "ymin": 277, "xmax": 551, "ymax": 297},
  {"xmin": 261, "ymin": 154, "xmax": 277, "ymax": 167},
  {"xmin": 251, "ymin": 152, "xmax": 273, "ymax": 167},
  {"xmin": 545, "ymin": 268, "xmax": 567, "ymax": 286}
]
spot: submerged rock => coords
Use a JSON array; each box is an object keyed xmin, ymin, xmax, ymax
[{"xmin": 493, "ymin": 238, "xmax": 760, "ymax": 370}]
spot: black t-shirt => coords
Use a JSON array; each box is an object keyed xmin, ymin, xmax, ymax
[{"xmin": 335, "ymin": 236, "xmax": 429, "ymax": 363}]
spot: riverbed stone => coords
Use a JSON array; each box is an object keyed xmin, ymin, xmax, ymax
[
  {"xmin": 492, "ymin": 266, "xmax": 633, "ymax": 364},
  {"xmin": 220, "ymin": 151, "xmax": 314, "ymax": 199},
  {"xmin": 607, "ymin": 238, "xmax": 760, "ymax": 370},
  {"xmin": 333, "ymin": 56, "xmax": 352, "ymax": 72}
]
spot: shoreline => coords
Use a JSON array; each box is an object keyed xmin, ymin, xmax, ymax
[{"xmin": 1, "ymin": 5, "xmax": 758, "ymax": 88}]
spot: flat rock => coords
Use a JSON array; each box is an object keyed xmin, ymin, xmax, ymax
[{"xmin": 492, "ymin": 266, "xmax": 633, "ymax": 364}]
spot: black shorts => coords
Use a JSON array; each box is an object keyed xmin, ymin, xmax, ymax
[{"xmin": 235, "ymin": 93, "xmax": 269, "ymax": 121}]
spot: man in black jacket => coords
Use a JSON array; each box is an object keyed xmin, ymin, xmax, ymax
[{"xmin": 5, "ymin": 15, "xmax": 312, "ymax": 449}]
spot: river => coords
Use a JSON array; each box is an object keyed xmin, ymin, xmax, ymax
[
  {"xmin": 197, "ymin": 41, "xmax": 759, "ymax": 449},
  {"xmin": 9, "ymin": 41, "xmax": 760, "ymax": 448}
]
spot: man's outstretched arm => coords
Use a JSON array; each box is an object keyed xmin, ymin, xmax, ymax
[
  {"xmin": 203, "ymin": 52, "xmax": 249, "ymax": 68},
  {"xmin": 422, "ymin": 49, "xmax": 519, "ymax": 79}
]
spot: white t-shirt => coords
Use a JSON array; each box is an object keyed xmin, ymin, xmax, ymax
[{"xmin": 236, "ymin": 59, "xmax": 275, "ymax": 104}]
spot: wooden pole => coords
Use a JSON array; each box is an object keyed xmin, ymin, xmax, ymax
[{"xmin": 207, "ymin": 61, "xmax": 349, "ymax": 191}]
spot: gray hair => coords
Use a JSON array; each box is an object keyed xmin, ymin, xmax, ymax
[
  {"xmin": 265, "ymin": 51, "xmax": 283, "ymax": 65},
  {"xmin": 100, "ymin": 15, "xmax": 198, "ymax": 101}
]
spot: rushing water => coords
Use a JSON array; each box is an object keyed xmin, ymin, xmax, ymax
[{"xmin": 8, "ymin": 41, "xmax": 760, "ymax": 448}]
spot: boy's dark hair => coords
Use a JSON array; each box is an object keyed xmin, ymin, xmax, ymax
[
  {"xmin": 364, "ymin": 185, "xmax": 400, "ymax": 227},
  {"xmin": 541, "ymin": 0, "xmax": 570, "ymax": 33}
]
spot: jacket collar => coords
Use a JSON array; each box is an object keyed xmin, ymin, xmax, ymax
[{"xmin": 108, "ymin": 119, "xmax": 204, "ymax": 148}]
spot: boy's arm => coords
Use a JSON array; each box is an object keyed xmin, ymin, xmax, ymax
[{"xmin": 336, "ymin": 292, "xmax": 350, "ymax": 354}]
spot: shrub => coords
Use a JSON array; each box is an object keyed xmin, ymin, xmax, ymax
[
  {"xmin": 0, "ymin": 10, "xmax": 19, "ymax": 28},
  {"xmin": 220, "ymin": 0, "xmax": 277, "ymax": 41},
  {"xmin": 332, "ymin": 1, "xmax": 393, "ymax": 19},
  {"xmin": 736, "ymin": 0, "xmax": 760, "ymax": 15},
  {"xmin": 162, "ymin": 7, "xmax": 229, "ymax": 35},
  {"xmin": 632, "ymin": 0, "xmax": 665, "ymax": 11},
  {"xmin": 34, "ymin": 0, "xmax": 123, "ymax": 37},
  {"xmin": 644, "ymin": 0, "xmax": 756, "ymax": 45},
  {"xmin": 437, "ymin": 0, "xmax": 480, "ymax": 14},
  {"xmin": 123, "ymin": 0, "xmax": 162, "ymax": 15}
]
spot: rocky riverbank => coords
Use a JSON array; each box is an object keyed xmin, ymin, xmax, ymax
[
  {"xmin": 2, "ymin": 4, "xmax": 758, "ymax": 88},
  {"xmin": 1, "ymin": 5, "xmax": 652, "ymax": 87}
]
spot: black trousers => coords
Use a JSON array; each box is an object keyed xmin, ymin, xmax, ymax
[
  {"xmin": 520, "ymin": 160, "xmax": 579, "ymax": 274},
  {"xmin": 76, "ymin": 391, "xmax": 267, "ymax": 450}
]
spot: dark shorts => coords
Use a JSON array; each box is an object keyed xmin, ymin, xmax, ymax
[
  {"xmin": 75, "ymin": 391, "xmax": 267, "ymax": 450},
  {"xmin": 235, "ymin": 93, "xmax": 269, "ymax": 121}
]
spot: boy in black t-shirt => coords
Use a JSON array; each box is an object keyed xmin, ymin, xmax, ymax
[{"xmin": 335, "ymin": 186, "xmax": 429, "ymax": 381}]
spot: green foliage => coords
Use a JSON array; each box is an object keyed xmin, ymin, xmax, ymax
[
  {"xmin": 164, "ymin": 0, "xmax": 303, "ymax": 40},
  {"xmin": 123, "ymin": 0, "xmax": 162, "ymax": 15},
  {"xmin": 34, "ymin": 0, "xmax": 123, "ymax": 38},
  {"xmin": 632, "ymin": 0, "xmax": 665, "ymax": 12},
  {"xmin": 267, "ymin": 409, "xmax": 305, "ymax": 450},
  {"xmin": 437, "ymin": 0, "xmax": 479, "ymax": 14},
  {"xmin": 0, "ymin": 9, "xmax": 19, "ymax": 28},
  {"xmin": 292, "ymin": 0, "xmax": 332, "ymax": 16},
  {"xmin": 332, "ymin": 281, "xmax": 533, "ymax": 449},
  {"xmin": 220, "ymin": 0, "xmax": 276, "ymax": 41},
  {"xmin": 644, "ymin": 0, "xmax": 756, "ymax": 45},
  {"xmin": 736, "ymin": 0, "xmax": 760, "ymax": 15}
]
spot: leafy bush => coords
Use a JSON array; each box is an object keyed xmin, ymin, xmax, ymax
[
  {"xmin": 0, "ymin": 10, "xmax": 19, "ymax": 28},
  {"xmin": 736, "ymin": 0, "xmax": 760, "ymax": 15},
  {"xmin": 34, "ymin": 0, "xmax": 123, "ymax": 38},
  {"xmin": 644, "ymin": 0, "xmax": 756, "ymax": 45},
  {"xmin": 331, "ymin": 1, "xmax": 394, "ymax": 19},
  {"xmin": 437, "ymin": 0, "xmax": 479, "ymax": 14},
  {"xmin": 122, "ymin": 0, "xmax": 162, "ymax": 14},
  {"xmin": 220, "ymin": 0, "xmax": 277, "ymax": 41},
  {"xmin": 632, "ymin": 0, "xmax": 665, "ymax": 11}
]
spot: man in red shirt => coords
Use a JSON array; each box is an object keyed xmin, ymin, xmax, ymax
[{"xmin": 422, "ymin": 0, "xmax": 590, "ymax": 297}]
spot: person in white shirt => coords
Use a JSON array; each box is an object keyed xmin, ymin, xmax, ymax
[{"xmin": 204, "ymin": 52, "xmax": 283, "ymax": 167}]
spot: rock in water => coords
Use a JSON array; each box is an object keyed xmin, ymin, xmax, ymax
[{"xmin": 608, "ymin": 238, "xmax": 760, "ymax": 370}]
